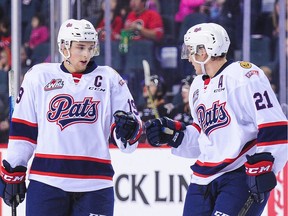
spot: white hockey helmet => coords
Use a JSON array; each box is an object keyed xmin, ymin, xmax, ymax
[
  {"xmin": 182, "ymin": 23, "xmax": 230, "ymax": 59},
  {"xmin": 57, "ymin": 19, "xmax": 99, "ymax": 59}
]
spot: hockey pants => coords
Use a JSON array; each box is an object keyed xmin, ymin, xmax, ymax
[
  {"xmin": 183, "ymin": 166, "xmax": 269, "ymax": 216},
  {"xmin": 26, "ymin": 180, "xmax": 114, "ymax": 216}
]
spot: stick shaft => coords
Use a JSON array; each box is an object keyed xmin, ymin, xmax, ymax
[
  {"xmin": 238, "ymin": 194, "xmax": 254, "ymax": 216},
  {"xmin": 8, "ymin": 69, "xmax": 18, "ymax": 216}
]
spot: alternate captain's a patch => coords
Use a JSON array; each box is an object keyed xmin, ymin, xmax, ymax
[{"xmin": 239, "ymin": 61, "xmax": 252, "ymax": 69}]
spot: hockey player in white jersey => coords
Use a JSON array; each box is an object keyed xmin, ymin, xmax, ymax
[
  {"xmin": 145, "ymin": 23, "xmax": 288, "ymax": 216},
  {"xmin": 0, "ymin": 19, "xmax": 142, "ymax": 216}
]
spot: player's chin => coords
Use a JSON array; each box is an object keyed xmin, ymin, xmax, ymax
[{"xmin": 77, "ymin": 62, "xmax": 88, "ymax": 70}]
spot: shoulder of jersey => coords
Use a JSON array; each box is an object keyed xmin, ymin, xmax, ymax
[
  {"xmin": 96, "ymin": 65, "xmax": 126, "ymax": 85},
  {"xmin": 96, "ymin": 65, "xmax": 120, "ymax": 78},
  {"xmin": 225, "ymin": 61, "xmax": 264, "ymax": 82},
  {"xmin": 24, "ymin": 63, "xmax": 60, "ymax": 79},
  {"xmin": 190, "ymin": 74, "xmax": 204, "ymax": 87}
]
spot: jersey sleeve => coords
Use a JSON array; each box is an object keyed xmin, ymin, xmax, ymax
[
  {"xmin": 171, "ymin": 84, "xmax": 202, "ymax": 158},
  {"xmin": 171, "ymin": 123, "xmax": 201, "ymax": 158},
  {"xmin": 230, "ymin": 66, "xmax": 288, "ymax": 173},
  {"xmin": 6, "ymin": 69, "xmax": 37, "ymax": 168},
  {"xmin": 110, "ymin": 70, "xmax": 142, "ymax": 153}
]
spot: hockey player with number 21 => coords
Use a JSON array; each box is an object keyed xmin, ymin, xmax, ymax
[
  {"xmin": 0, "ymin": 19, "xmax": 142, "ymax": 215},
  {"xmin": 145, "ymin": 23, "xmax": 288, "ymax": 216}
]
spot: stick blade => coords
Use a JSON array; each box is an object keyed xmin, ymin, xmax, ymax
[
  {"xmin": 142, "ymin": 59, "xmax": 150, "ymax": 86},
  {"xmin": 8, "ymin": 69, "xmax": 15, "ymax": 120}
]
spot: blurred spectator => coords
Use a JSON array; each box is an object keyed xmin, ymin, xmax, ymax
[
  {"xmin": 254, "ymin": 0, "xmax": 281, "ymax": 61},
  {"xmin": 117, "ymin": 0, "xmax": 131, "ymax": 22},
  {"xmin": 260, "ymin": 65, "xmax": 277, "ymax": 94},
  {"xmin": 0, "ymin": 103, "xmax": 9, "ymax": 144},
  {"xmin": 0, "ymin": 18, "xmax": 11, "ymax": 48},
  {"xmin": 123, "ymin": 0, "xmax": 164, "ymax": 42},
  {"xmin": 138, "ymin": 75, "xmax": 174, "ymax": 142},
  {"xmin": 138, "ymin": 75, "xmax": 173, "ymax": 122},
  {"xmin": 78, "ymin": 0, "xmax": 102, "ymax": 20},
  {"xmin": 175, "ymin": 0, "xmax": 205, "ymax": 23},
  {"xmin": 20, "ymin": 45, "xmax": 31, "ymax": 75},
  {"xmin": 146, "ymin": 0, "xmax": 160, "ymax": 12},
  {"xmin": 95, "ymin": 0, "xmax": 124, "ymax": 41},
  {"xmin": 24, "ymin": 13, "xmax": 50, "ymax": 57},
  {"xmin": 0, "ymin": 47, "xmax": 11, "ymax": 72},
  {"xmin": 21, "ymin": 0, "xmax": 42, "ymax": 43},
  {"xmin": 214, "ymin": 0, "xmax": 242, "ymax": 60},
  {"xmin": 170, "ymin": 75, "xmax": 194, "ymax": 125},
  {"xmin": 0, "ymin": 47, "xmax": 9, "ymax": 144}
]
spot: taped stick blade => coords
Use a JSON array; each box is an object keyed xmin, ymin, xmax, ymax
[{"xmin": 142, "ymin": 59, "xmax": 150, "ymax": 86}]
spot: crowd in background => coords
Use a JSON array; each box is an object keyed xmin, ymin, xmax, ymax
[{"xmin": 0, "ymin": 0, "xmax": 287, "ymax": 143}]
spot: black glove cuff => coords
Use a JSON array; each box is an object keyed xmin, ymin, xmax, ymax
[{"xmin": 256, "ymin": 172, "xmax": 277, "ymax": 193}]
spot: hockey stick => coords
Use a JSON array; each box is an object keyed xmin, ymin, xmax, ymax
[
  {"xmin": 8, "ymin": 69, "xmax": 17, "ymax": 216},
  {"xmin": 8, "ymin": 69, "xmax": 15, "ymax": 121},
  {"xmin": 237, "ymin": 194, "xmax": 254, "ymax": 216},
  {"xmin": 142, "ymin": 59, "xmax": 159, "ymax": 118}
]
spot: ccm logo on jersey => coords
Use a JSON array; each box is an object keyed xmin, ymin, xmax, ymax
[
  {"xmin": 89, "ymin": 75, "xmax": 106, "ymax": 91},
  {"xmin": 245, "ymin": 161, "xmax": 273, "ymax": 176},
  {"xmin": 44, "ymin": 79, "xmax": 64, "ymax": 91}
]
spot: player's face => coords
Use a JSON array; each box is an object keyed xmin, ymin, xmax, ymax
[
  {"xmin": 66, "ymin": 41, "xmax": 95, "ymax": 73},
  {"xmin": 188, "ymin": 47, "xmax": 207, "ymax": 75}
]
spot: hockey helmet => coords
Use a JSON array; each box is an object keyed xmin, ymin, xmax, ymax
[
  {"xmin": 150, "ymin": 75, "xmax": 166, "ymax": 99},
  {"xmin": 182, "ymin": 23, "xmax": 230, "ymax": 59},
  {"xmin": 57, "ymin": 19, "xmax": 99, "ymax": 59},
  {"xmin": 181, "ymin": 75, "xmax": 195, "ymax": 91}
]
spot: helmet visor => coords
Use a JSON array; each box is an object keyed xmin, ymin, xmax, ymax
[
  {"xmin": 181, "ymin": 44, "xmax": 205, "ymax": 59},
  {"xmin": 181, "ymin": 44, "xmax": 195, "ymax": 59}
]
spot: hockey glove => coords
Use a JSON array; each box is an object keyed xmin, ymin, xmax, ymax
[
  {"xmin": 144, "ymin": 117, "xmax": 186, "ymax": 148},
  {"xmin": 244, "ymin": 152, "xmax": 277, "ymax": 203},
  {"xmin": 113, "ymin": 110, "xmax": 140, "ymax": 143},
  {"xmin": 0, "ymin": 160, "xmax": 27, "ymax": 207}
]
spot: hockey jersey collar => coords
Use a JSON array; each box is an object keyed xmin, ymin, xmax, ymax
[
  {"xmin": 212, "ymin": 60, "xmax": 234, "ymax": 78},
  {"xmin": 60, "ymin": 61, "xmax": 98, "ymax": 74}
]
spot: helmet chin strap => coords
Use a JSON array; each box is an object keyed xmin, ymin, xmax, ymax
[{"xmin": 192, "ymin": 55, "xmax": 211, "ymax": 75}]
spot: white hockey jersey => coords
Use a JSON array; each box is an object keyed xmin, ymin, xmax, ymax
[
  {"xmin": 172, "ymin": 61, "xmax": 288, "ymax": 185},
  {"xmin": 6, "ymin": 61, "xmax": 141, "ymax": 192}
]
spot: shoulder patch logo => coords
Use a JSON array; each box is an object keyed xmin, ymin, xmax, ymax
[
  {"xmin": 239, "ymin": 61, "xmax": 252, "ymax": 69},
  {"xmin": 245, "ymin": 70, "xmax": 259, "ymax": 78}
]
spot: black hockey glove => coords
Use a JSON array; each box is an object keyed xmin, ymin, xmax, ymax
[
  {"xmin": 113, "ymin": 110, "xmax": 140, "ymax": 143},
  {"xmin": 0, "ymin": 160, "xmax": 27, "ymax": 207},
  {"xmin": 144, "ymin": 117, "xmax": 186, "ymax": 148},
  {"xmin": 244, "ymin": 152, "xmax": 277, "ymax": 203}
]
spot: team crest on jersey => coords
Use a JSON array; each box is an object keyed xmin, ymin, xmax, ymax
[
  {"xmin": 196, "ymin": 100, "xmax": 231, "ymax": 135},
  {"xmin": 239, "ymin": 61, "xmax": 252, "ymax": 69},
  {"xmin": 44, "ymin": 79, "xmax": 64, "ymax": 91},
  {"xmin": 47, "ymin": 94, "xmax": 99, "ymax": 130}
]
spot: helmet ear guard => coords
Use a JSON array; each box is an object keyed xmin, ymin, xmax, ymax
[{"xmin": 57, "ymin": 19, "xmax": 100, "ymax": 59}]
